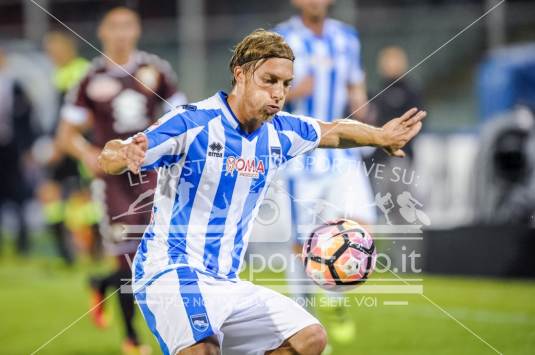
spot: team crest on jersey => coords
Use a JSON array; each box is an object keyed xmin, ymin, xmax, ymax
[
  {"xmin": 226, "ymin": 156, "xmax": 265, "ymax": 178},
  {"xmin": 190, "ymin": 313, "xmax": 210, "ymax": 332},
  {"xmin": 87, "ymin": 74, "xmax": 122, "ymax": 102},
  {"xmin": 270, "ymin": 146, "xmax": 283, "ymax": 166},
  {"xmin": 135, "ymin": 65, "xmax": 159, "ymax": 91}
]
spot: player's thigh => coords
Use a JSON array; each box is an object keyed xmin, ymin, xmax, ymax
[
  {"xmin": 220, "ymin": 282, "xmax": 321, "ymax": 354},
  {"xmin": 134, "ymin": 269, "xmax": 223, "ymax": 355}
]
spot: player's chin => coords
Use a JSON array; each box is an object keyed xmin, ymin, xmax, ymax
[
  {"xmin": 263, "ymin": 107, "xmax": 280, "ymax": 120},
  {"xmin": 259, "ymin": 111, "xmax": 276, "ymax": 122}
]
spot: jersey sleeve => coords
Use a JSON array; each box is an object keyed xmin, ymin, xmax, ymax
[
  {"xmin": 273, "ymin": 112, "xmax": 322, "ymax": 160},
  {"xmin": 60, "ymin": 75, "xmax": 92, "ymax": 125},
  {"xmin": 347, "ymin": 30, "xmax": 365, "ymax": 85},
  {"xmin": 140, "ymin": 107, "xmax": 190, "ymax": 170}
]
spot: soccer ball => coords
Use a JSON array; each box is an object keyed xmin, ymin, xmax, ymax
[{"xmin": 302, "ymin": 219, "xmax": 376, "ymax": 291}]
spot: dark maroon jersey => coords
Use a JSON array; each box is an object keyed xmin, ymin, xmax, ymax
[
  {"xmin": 61, "ymin": 51, "xmax": 186, "ymax": 254},
  {"xmin": 62, "ymin": 50, "xmax": 185, "ymax": 147}
]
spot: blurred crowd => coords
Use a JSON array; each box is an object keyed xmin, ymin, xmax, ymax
[{"xmin": 0, "ymin": 31, "xmax": 100, "ymax": 260}]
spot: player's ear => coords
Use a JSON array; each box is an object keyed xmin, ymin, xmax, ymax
[{"xmin": 234, "ymin": 66, "xmax": 245, "ymax": 85}]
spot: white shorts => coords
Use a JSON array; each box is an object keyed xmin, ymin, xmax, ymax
[{"xmin": 133, "ymin": 267, "xmax": 321, "ymax": 355}]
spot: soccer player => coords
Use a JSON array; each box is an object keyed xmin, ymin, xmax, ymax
[
  {"xmin": 274, "ymin": 0, "xmax": 376, "ymax": 341},
  {"xmin": 40, "ymin": 30, "xmax": 93, "ymax": 265},
  {"xmin": 98, "ymin": 29, "xmax": 425, "ymax": 355},
  {"xmin": 56, "ymin": 7, "xmax": 186, "ymax": 353}
]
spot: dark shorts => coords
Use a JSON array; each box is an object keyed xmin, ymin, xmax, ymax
[
  {"xmin": 0, "ymin": 147, "xmax": 29, "ymax": 203},
  {"xmin": 92, "ymin": 171, "xmax": 157, "ymax": 255}
]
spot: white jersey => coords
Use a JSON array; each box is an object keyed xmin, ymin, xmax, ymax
[
  {"xmin": 132, "ymin": 91, "xmax": 321, "ymax": 288},
  {"xmin": 275, "ymin": 16, "xmax": 366, "ymax": 176}
]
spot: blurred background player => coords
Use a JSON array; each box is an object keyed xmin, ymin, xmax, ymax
[
  {"xmin": 37, "ymin": 30, "xmax": 100, "ymax": 265},
  {"xmin": 56, "ymin": 7, "xmax": 186, "ymax": 354},
  {"xmin": 0, "ymin": 47, "xmax": 36, "ymax": 256},
  {"xmin": 274, "ymin": 0, "xmax": 377, "ymax": 343},
  {"xmin": 371, "ymin": 46, "xmax": 422, "ymax": 161},
  {"xmin": 366, "ymin": 46, "xmax": 423, "ymax": 226}
]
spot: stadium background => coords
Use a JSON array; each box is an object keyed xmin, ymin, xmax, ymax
[{"xmin": 1, "ymin": 0, "xmax": 535, "ymax": 354}]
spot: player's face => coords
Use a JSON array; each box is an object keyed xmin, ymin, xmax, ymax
[
  {"xmin": 44, "ymin": 37, "xmax": 73, "ymax": 67},
  {"xmin": 293, "ymin": 0, "xmax": 333, "ymax": 20},
  {"xmin": 242, "ymin": 58, "xmax": 293, "ymax": 121},
  {"xmin": 98, "ymin": 9, "xmax": 140, "ymax": 55},
  {"xmin": 378, "ymin": 47, "xmax": 408, "ymax": 80}
]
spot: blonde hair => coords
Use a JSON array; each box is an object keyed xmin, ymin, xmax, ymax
[{"xmin": 229, "ymin": 29, "xmax": 294, "ymax": 86}]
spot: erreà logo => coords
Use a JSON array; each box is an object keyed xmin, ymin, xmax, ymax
[
  {"xmin": 226, "ymin": 156, "xmax": 265, "ymax": 178},
  {"xmin": 208, "ymin": 141, "xmax": 223, "ymax": 158}
]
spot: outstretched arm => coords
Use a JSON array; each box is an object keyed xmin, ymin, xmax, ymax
[
  {"xmin": 318, "ymin": 107, "xmax": 426, "ymax": 157},
  {"xmin": 98, "ymin": 134, "xmax": 148, "ymax": 175}
]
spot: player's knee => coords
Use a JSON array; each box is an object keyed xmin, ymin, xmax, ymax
[
  {"xmin": 294, "ymin": 324, "xmax": 328, "ymax": 354},
  {"xmin": 308, "ymin": 325, "xmax": 328, "ymax": 353},
  {"xmin": 176, "ymin": 336, "xmax": 220, "ymax": 355}
]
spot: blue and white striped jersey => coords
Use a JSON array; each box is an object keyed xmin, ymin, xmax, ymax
[
  {"xmin": 274, "ymin": 16, "xmax": 364, "ymax": 121},
  {"xmin": 133, "ymin": 91, "xmax": 321, "ymax": 286},
  {"xmin": 275, "ymin": 16, "xmax": 365, "ymax": 175}
]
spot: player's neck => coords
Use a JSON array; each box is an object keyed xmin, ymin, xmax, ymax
[
  {"xmin": 301, "ymin": 15, "xmax": 326, "ymax": 36},
  {"xmin": 105, "ymin": 50, "xmax": 133, "ymax": 66},
  {"xmin": 227, "ymin": 92, "xmax": 262, "ymax": 134}
]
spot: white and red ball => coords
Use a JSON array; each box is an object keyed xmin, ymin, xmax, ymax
[{"xmin": 302, "ymin": 219, "xmax": 376, "ymax": 291}]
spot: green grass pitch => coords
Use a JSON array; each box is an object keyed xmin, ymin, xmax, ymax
[{"xmin": 1, "ymin": 253, "xmax": 534, "ymax": 355}]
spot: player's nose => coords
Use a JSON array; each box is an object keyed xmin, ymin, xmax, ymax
[{"xmin": 271, "ymin": 82, "xmax": 285, "ymax": 101}]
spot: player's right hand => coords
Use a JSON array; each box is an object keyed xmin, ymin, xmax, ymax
[{"xmin": 124, "ymin": 133, "xmax": 148, "ymax": 174}]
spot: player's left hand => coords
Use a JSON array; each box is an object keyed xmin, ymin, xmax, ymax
[{"xmin": 381, "ymin": 108, "xmax": 426, "ymax": 157}]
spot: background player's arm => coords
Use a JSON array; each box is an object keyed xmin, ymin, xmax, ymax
[
  {"xmin": 56, "ymin": 72, "xmax": 104, "ymax": 175},
  {"xmin": 98, "ymin": 134, "xmax": 148, "ymax": 175},
  {"xmin": 348, "ymin": 82, "xmax": 369, "ymax": 121},
  {"xmin": 347, "ymin": 29, "xmax": 369, "ymax": 121},
  {"xmin": 318, "ymin": 107, "xmax": 426, "ymax": 157},
  {"xmin": 286, "ymin": 75, "xmax": 313, "ymax": 101},
  {"xmin": 56, "ymin": 117, "xmax": 101, "ymax": 175}
]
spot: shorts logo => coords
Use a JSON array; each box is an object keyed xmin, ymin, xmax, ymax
[
  {"xmin": 190, "ymin": 313, "xmax": 210, "ymax": 332},
  {"xmin": 226, "ymin": 156, "xmax": 265, "ymax": 178},
  {"xmin": 208, "ymin": 141, "xmax": 223, "ymax": 158}
]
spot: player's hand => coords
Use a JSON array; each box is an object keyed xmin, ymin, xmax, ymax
[
  {"xmin": 380, "ymin": 108, "xmax": 426, "ymax": 157},
  {"xmin": 124, "ymin": 133, "xmax": 148, "ymax": 174}
]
